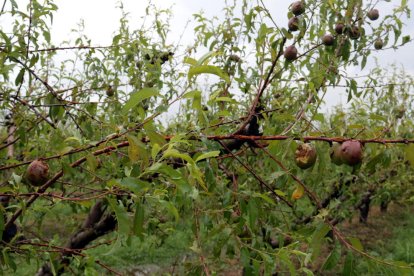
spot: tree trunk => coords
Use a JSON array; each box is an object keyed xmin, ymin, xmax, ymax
[
  {"xmin": 380, "ymin": 201, "xmax": 389, "ymax": 213},
  {"xmin": 359, "ymin": 195, "xmax": 371, "ymax": 223}
]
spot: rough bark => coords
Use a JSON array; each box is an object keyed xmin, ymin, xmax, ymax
[{"xmin": 37, "ymin": 200, "xmax": 117, "ymax": 276}]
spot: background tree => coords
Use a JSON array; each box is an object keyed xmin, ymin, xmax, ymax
[{"xmin": 0, "ymin": 0, "xmax": 413, "ymax": 274}]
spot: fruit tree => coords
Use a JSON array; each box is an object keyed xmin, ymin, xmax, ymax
[{"xmin": 0, "ymin": 0, "xmax": 413, "ymax": 274}]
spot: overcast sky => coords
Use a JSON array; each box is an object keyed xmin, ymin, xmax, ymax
[{"xmin": 3, "ymin": 0, "xmax": 411, "ymax": 112}]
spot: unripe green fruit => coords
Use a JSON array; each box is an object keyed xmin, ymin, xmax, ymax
[
  {"xmin": 26, "ymin": 159, "xmax": 49, "ymax": 186},
  {"xmin": 291, "ymin": 1, "xmax": 305, "ymax": 16},
  {"xmin": 295, "ymin": 143, "xmax": 317, "ymax": 169},
  {"xmin": 284, "ymin": 45, "xmax": 298, "ymax": 61},
  {"xmin": 394, "ymin": 106, "xmax": 405, "ymax": 119},
  {"xmin": 288, "ymin": 17, "xmax": 299, "ymax": 32},
  {"xmin": 330, "ymin": 142, "xmax": 344, "ymax": 165},
  {"xmin": 367, "ymin": 9, "xmax": 379, "ymax": 21},
  {"xmin": 340, "ymin": 140, "xmax": 363, "ymax": 166},
  {"xmin": 374, "ymin": 38, "xmax": 383, "ymax": 50}
]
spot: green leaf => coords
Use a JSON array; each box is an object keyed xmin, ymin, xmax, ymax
[
  {"xmin": 119, "ymin": 178, "xmax": 150, "ymax": 194},
  {"xmin": 311, "ymin": 223, "xmax": 330, "ymax": 260},
  {"xmin": 163, "ymin": 148, "xmax": 194, "ymax": 165},
  {"xmin": 108, "ymin": 198, "xmax": 130, "ymax": 235},
  {"xmin": 127, "ymin": 135, "xmax": 141, "ymax": 162},
  {"xmin": 195, "ymin": 151, "xmax": 220, "ymax": 162},
  {"xmin": 188, "ymin": 65, "xmax": 230, "ymax": 84},
  {"xmin": 348, "ymin": 237, "xmax": 363, "ymax": 251},
  {"xmin": 133, "ymin": 201, "xmax": 145, "ymax": 240},
  {"xmin": 15, "ymin": 68, "xmax": 25, "ymax": 86},
  {"xmin": 0, "ymin": 208, "xmax": 4, "ymax": 240},
  {"xmin": 342, "ymin": 252, "xmax": 355, "ymax": 276},
  {"xmin": 121, "ymin": 88, "xmax": 159, "ymax": 115},
  {"xmin": 405, "ymin": 144, "xmax": 414, "ymax": 168},
  {"xmin": 183, "ymin": 57, "xmax": 197, "ymax": 66},
  {"xmin": 196, "ymin": 51, "xmax": 220, "ymax": 65},
  {"xmin": 161, "ymin": 200, "xmax": 179, "ymax": 222},
  {"xmin": 402, "ymin": 35, "xmax": 410, "ymax": 45},
  {"xmin": 322, "ymin": 243, "xmax": 341, "ymax": 271},
  {"xmin": 248, "ymin": 199, "xmax": 259, "ymax": 230}
]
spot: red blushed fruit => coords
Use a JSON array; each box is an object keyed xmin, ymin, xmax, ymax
[
  {"xmin": 284, "ymin": 45, "xmax": 298, "ymax": 61},
  {"xmin": 295, "ymin": 143, "xmax": 317, "ymax": 169},
  {"xmin": 322, "ymin": 34, "xmax": 335, "ymax": 46},
  {"xmin": 26, "ymin": 159, "xmax": 49, "ymax": 186},
  {"xmin": 348, "ymin": 25, "xmax": 361, "ymax": 40},
  {"xmin": 340, "ymin": 140, "xmax": 363, "ymax": 166},
  {"xmin": 288, "ymin": 16, "xmax": 299, "ymax": 32},
  {"xmin": 291, "ymin": 1, "xmax": 305, "ymax": 16},
  {"xmin": 367, "ymin": 9, "xmax": 379, "ymax": 21},
  {"xmin": 335, "ymin": 23, "xmax": 344, "ymax": 34}
]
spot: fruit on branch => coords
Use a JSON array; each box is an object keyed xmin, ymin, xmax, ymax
[
  {"xmin": 322, "ymin": 34, "xmax": 335, "ymax": 46},
  {"xmin": 374, "ymin": 38, "xmax": 383, "ymax": 50},
  {"xmin": 26, "ymin": 159, "xmax": 49, "ymax": 186},
  {"xmin": 291, "ymin": 1, "xmax": 305, "ymax": 16},
  {"xmin": 335, "ymin": 23, "xmax": 344, "ymax": 34},
  {"xmin": 229, "ymin": 54, "xmax": 241, "ymax": 62},
  {"xmin": 295, "ymin": 143, "xmax": 317, "ymax": 169},
  {"xmin": 288, "ymin": 17, "xmax": 299, "ymax": 32},
  {"xmin": 2, "ymin": 222, "xmax": 17, "ymax": 243},
  {"xmin": 367, "ymin": 9, "xmax": 379, "ymax": 21},
  {"xmin": 330, "ymin": 142, "xmax": 344, "ymax": 165},
  {"xmin": 348, "ymin": 26, "xmax": 361, "ymax": 40},
  {"xmin": 106, "ymin": 85, "xmax": 114, "ymax": 97},
  {"xmin": 394, "ymin": 106, "xmax": 405, "ymax": 119},
  {"xmin": 284, "ymin": 45, "xmax": 298, "ymax": 61},
  {"xmin": 340, "ymin": 140, "xmax": 363, "ymax": 166}
]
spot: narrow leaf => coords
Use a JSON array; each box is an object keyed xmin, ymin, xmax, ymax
[
  {"xmin": 188, "ymin": 65, "xmax": 230, "ymax": 84},
  {"xmin": 122, "ymin": 88, "xmax": 159, "ymax": 115}
]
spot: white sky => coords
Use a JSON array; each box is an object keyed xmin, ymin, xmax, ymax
[
  {"xmin": 50, "ymin": 0, "xmax": 414, "ymax": 110},
  {"xmin": 2, "ymin": 0, "xmax": 413, "ymax": 113}
]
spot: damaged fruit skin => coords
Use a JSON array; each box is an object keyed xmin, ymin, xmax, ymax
[
  {"xmin": 288, "ymin": 17, "xmax": 299, "ymax": 32},
  {"xmin": 295, "ymin": 143, "xmax": 317, "ymax": 169},
  {"xmin": 26, "ymin": 159, "xmax": 49, "ymax": 186},
  {"xmin": 340, "ymin": 140, "xmax": 363, "ymax": 166},
  {"xmin": 291, "ymin": 1, "xmax": 305, "ymax": 16}
]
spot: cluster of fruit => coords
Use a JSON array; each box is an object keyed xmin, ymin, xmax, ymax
[
  {"xmin": 284, "ymin": 1, "xmax": 383, "ymax": 61},
  {"xmin": 295, "ymin": 140, "xmax": 363, "ymax": 169}
]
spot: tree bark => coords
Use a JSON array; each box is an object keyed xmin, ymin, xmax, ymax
[{"xmin": 37, "ymin": 200, "xmax": 117, "ymax": 276}]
